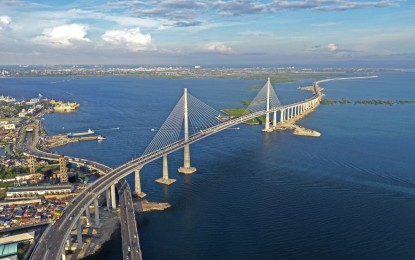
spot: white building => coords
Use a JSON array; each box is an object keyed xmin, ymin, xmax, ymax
[
  {"xmin": 0, "ymin": 95, "xmax": 15, "ymax": 102},
  {"xmin": 3, "ymin": 124, "xmax": 15, "ymax": 130},
  {"xmin": 6, "ymin": 184, "xmax": 74, "ymax": 198}
]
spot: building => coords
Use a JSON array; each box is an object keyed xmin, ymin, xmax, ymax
[
  {"xmin": 0, "ymin": 243, "xmax": 18, "ymax": 259},
  {"xmin": 0, "ymin": 95, "xmax": 15, "ymax": 102},
  {"xmin": 6, "ymin": 185, "xmax": 74, "ymax": 198},
  {"xmin": 2, "ymin": 124, "xmax": 15, "ymax": 130}
]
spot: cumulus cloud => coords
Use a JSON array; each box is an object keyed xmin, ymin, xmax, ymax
[
  {"xmin": 196, "ymin": 42, "xmax": 234, "ymax": 54},
  {"xmin": 327, "ymin": 43, "xmax": 338, "ymax": 51},
  {"xmin": 34, "ymin": 24, "xmax": 91, "ymax": 47},
  {"xmin": 101, "ymin": 28, "xmax": 155, "ymax": 52},
  {"xmin": 116, "ymin": 0, "xmax": 399, "ymax": 20},
  {"xmin": 0, "ymin": 15, "xmax": 12, "ymax": 29}
]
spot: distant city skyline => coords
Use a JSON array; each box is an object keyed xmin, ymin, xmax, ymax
[{"xmin": 0, "ymin": 0, "xmax": 414, "ymax": 67}]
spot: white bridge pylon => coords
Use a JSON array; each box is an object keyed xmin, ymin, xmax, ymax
[
  {"xmin": 140, "ymin": 78, "xmax": 282, "ymax": 186},
  {"xmin": 142, "ymin": 88, "xmax": 229, "ymax": 183},
  {"xmin": 243, "ymin": 77, "xmax": 282, "ymax": 130}
]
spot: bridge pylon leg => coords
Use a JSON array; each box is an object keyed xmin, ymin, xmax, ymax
[
  {"xmin": 135, "ymin": 167, "xmax": 147, "ymax": 198},
  {"xmin": 280, "ymin": 109, "xmax": 284, "ymax": 123},
  {"xmin": 156, "ymin": 154, "xmax": 176, "ymax": 185},
  {"xmin": 263, "ymin": 77, "xmax": 272, "ymax": 132},
  {"xmin": 178, "ymin": 88, "xmax": 197, "ymax": 174}
]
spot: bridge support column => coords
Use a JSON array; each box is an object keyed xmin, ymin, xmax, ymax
[
  {"xmin": 66, "ymin": 234, "xmax": 73, "ymax": 250},
  {"xmin": 273, "ymin": 111, "xmax": 277, "ymax": 126},
  {"xmin": 156, "ymin": 154, "xmax": 176, "ymax": 185},
  {"xmin": 135, "ymin": 168, "xmax": 146, "ymax": 198},
  {"xmin": 94, "ymin": 198, "xmax": 100, "ymax": 226},
  {"xmin": 106, "ymin": 189, "xmax": 111, "ymax": 210},
  {"xmin": 178, "ymin": 88, "xmax": 197, "ymax": 174},
  {"xmin": 77, "ymin": 218, "xmax": 82, "ymax": 249},
  {"xmin": 85, "ymin": 207, "xmax": 91, "ymax": 227},
  {"xmin": 111, "ymin": 184, "xmax": 117, "ymax": 210},
  {"xmin": 62, "ymin": 253, "xmax": 66, "ymax": 260},
  {"xmin": 280, "ymin": 109, "xmax": 284, "ymax": 123}
]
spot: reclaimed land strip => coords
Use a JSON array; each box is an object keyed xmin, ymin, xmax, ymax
[
  {"xmin": 221, "ymin": 108, "xmax": 265, "ymax": 125},
  {"xmin": 321, "ymin": 99, "xmax": 415, "ymax": 105}
]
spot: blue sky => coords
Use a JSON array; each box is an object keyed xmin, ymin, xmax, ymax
[{"xmin": 0, "ymin": 0, "xmax": 414, "ymax": 66}]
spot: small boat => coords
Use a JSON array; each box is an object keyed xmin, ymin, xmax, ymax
[
  {"xmin": 97, "ymin": 135, "xmax": 106, "ymax": 140},
  {"xmin": 150, "ymin": 128, "xmax": 156, "ymax": 132}
]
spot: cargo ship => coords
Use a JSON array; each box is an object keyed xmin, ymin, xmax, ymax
[{"xmin": 67, "ymin": 128, "xmax": 95, "ymax": 138}]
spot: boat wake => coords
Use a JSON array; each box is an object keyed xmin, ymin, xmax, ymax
[{"xmin": 96, "ymin": 127, "xmax": 121, "ymax": 131}]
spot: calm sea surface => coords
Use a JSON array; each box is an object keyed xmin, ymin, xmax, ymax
[{"xmin": 1, "ymin": 72, "xmax": 415, "ymax": 259}]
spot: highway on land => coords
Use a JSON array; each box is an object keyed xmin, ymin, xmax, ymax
[{"xmin": 22, "ymin": 127, "xmax": 141, "ymax": 260}]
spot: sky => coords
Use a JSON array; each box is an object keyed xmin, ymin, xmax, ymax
[{"xmin": 0, "ymin": 0, "xmax": 414, "ymax": 66}]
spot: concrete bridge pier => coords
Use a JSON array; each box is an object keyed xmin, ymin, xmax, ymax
[
  {"xmin": 94, "ymin": 198, "xmax": 100, "ymax": 226},
  {"xmin": 273, "ymin": 111, "xmax": 277, "ymax": 126},
  {"xmin": 135, "ymin": 167, "xmax": 147, "ymax": 198},
  {"xmin": 66, "ymin": 234, "xmax": 73, "ymax": 250},
  {"xmin": 61, "ymin": 253, "xmax": 66, "ymax": 260},
  {"xmin": 106, "ymin": 189, "xmax": 111, "ymax": 210},
  {"xmin": 178, "ymin": 144, "xmax": 197, "ymax": 174},
  {"xmin": 111, "ymin": 184, "xmax": 117, "ymax": 210},
  {"xmin": 156, "ymin": 154, "xmax": 176, "ymax": 185},
  {"xmin": 77, "ymin": 218, "xmax": 82, "ymax": 249},
  {"xmin": 280, "ymin": 109, "xmax": 284, "ymax": 123},
  {"xmin": 67, "ymin": 238, "xmax": 72, "ymax": 248},
  {"xmin": 85, "ymin": 207, "xmax": 91, "ymax": 227}
]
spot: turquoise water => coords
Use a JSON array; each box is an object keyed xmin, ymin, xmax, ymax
[{"xmin": 1, "ymin": 72, "xmax": 415, "ymax": 259}]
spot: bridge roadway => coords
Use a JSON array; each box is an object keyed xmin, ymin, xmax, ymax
[
  {"xmin": 29, "ymin": 89, "xmax": 321, "ymax": 260},
  {"xmin": 118, "ymin": 179, "xmax": 142, "ymax": 260},
  {"xmin": 22, "ymin": 130, "xmax": 141, "ymax": 260}
]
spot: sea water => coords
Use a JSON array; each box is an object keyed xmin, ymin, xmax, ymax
[{"xmin": 1, "ymin": 72, "xmax": 415, "ymax": 259}]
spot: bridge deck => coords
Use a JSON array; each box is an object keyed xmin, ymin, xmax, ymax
[{"xmin": 30, "ymin": 79, "xmax": 327, "ymax": 260}]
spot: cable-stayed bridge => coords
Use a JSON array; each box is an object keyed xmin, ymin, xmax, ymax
[{"xmin": 30, "ymin": 78, "xmax": 322, "ymax": 260}]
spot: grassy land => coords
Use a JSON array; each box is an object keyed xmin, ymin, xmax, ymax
[
  {"xmin": 222, "ymin": 108, "xmax": 265, "ymax": 125},
  {"xmin": 0, "ymin": 181, "xmax": 15, "ymax": 188},
  {"xmin": 245, "ymin": 73, "xmax": 345, "ymax": 91},
  {"xmin": 241, "ymin": 99, "xmax": 263, "ymax": 106}
]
